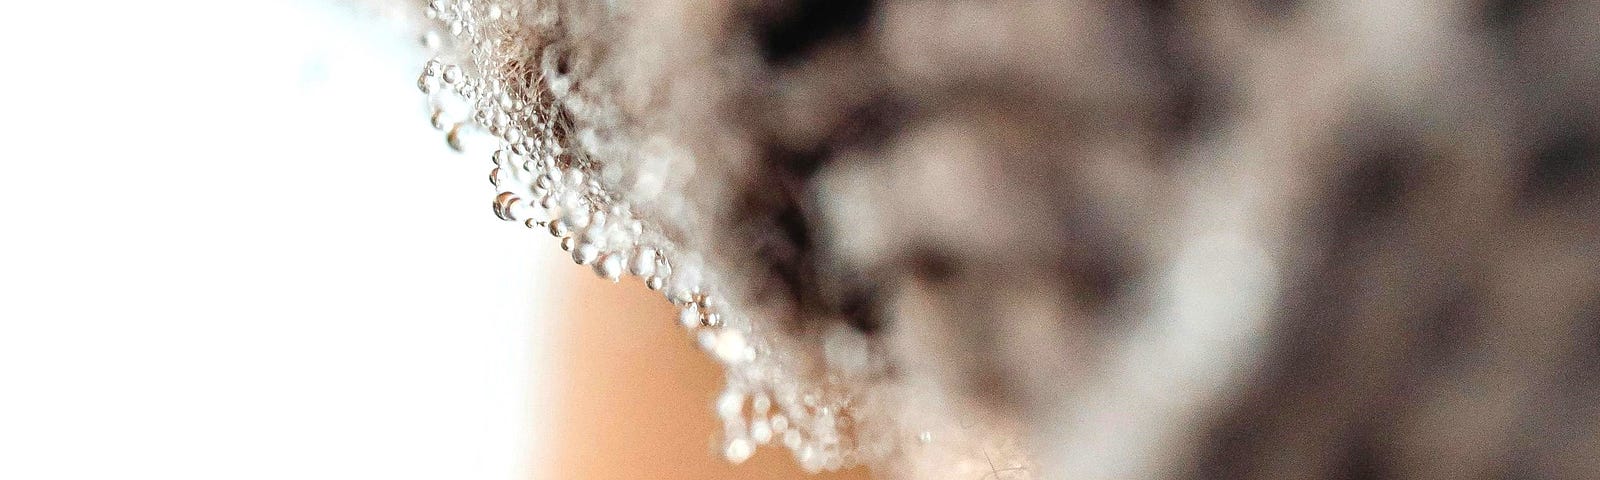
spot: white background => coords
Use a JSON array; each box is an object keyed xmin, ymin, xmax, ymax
[{"xmin": 0, "ymin": 1, "xmax": 560, "ymax": 478}]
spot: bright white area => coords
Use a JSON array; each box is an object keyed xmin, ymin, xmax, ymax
[{"xmin": 0, "ymin": 1, "xmax": 559, "ymax": 479}]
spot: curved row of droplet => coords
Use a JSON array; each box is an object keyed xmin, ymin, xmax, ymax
[{"xmin": 416, "ymin": 0, "xmax": 866, "ymax": 472}]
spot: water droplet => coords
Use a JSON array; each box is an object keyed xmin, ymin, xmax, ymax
[
  {"xmin": 724, "ymin": 437, "xmax": 754, "ymax": 464},
  {"xmin": 594, "ymin": 252, "xmax": 622, "ymax": 281},
  {"xmin": 771, "ymin": 414, "xmax": 788, "ymax": 433},
  {"xmin": 714, "ymin": 330, "xmax": 747, "ymax": 364},
  {"xmin": 489, "ymin": 167, "xmax": 503, "ymax": 187},
  {"xmin": 446, "ymin": 124, "xmax": 465, "ymax": 152},
  {"xmin": 628, "ymin": 247, "xmax": 656, "ymax": 277},
  {"xmin": 430, "ymin": 109, "xmax": 449, "ymax": 130},
  {"xmin": 917, "ymin": 431, "xmax": 932, "ymax": 444},
  {"xmin": 717, "ymin": 390, "xmax": 744, "ymax": 419},
  {"xmin": 492, "ymin": 192, "xmax": 519, "ymax": 221},
  {"xmin": 679, "ymin": 305, "xmax": 700, "ymax": 329},
  {"xmin": 798, "ymin": 443, "xmax": 824, "ymax": 473},
  {"xmin": 752, "ymin": 395, "xmax": 771, "ymax": 415},
  {"xmin": 560, "ymin": 237, "xmax": 574, "ymax": 252},
  {"xmin": 548, "ymin": 219, "xmax": 570, "ymax": 238},
  {"xmin": 697, "ymin": 330, "xmax": 717, "ymax": 352},
  {"xmin": 783, "ymin": 430, "xmax": 803, "ymax": 450},
  {"xmin": 442, "ymin": 64, "xmax": 463, "ymax": 84},
  {"xmin": 645, "ymin": 276, "xmax": 664, "ymax": 291},
  {"xmin": 751, "ymin": 419, "xmax": 773, "ymax": 444},
  {"xmin": 571, "ymin": 243, "xmax": 598, "ymax": 265},
  {"xmin": 420, "ymin": 30, "xmax": 441, "ymax": 51}
]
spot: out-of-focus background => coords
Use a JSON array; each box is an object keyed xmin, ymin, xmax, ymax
[{"xmin": 0, "ymin": 1, "xmax": 864, "ymax": 478}]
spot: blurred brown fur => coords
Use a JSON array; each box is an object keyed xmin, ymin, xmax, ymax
[{"xmin": 540, "ymin": 0, "xmax": 1600, "ymax": 478}]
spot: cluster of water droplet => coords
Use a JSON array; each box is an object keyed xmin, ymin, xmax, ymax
[{"xmin": 415, "ymin": 0, "xmax": 873, "ymax": 472}]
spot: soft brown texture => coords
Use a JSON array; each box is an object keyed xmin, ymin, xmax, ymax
[{"xmin": 531, "ymin": 0, "xmax": 1600, "ymax": 478}]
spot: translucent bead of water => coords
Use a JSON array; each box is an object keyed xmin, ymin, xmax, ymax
[
  {"xmin": 548, "ymin": 219, "xmax": 570, "ymax": 238},
  {"xmin": 446, "ymin": 124, "xmax": 466, "ymax": 152},
  {"xmin": 571, "ymin": 243, "xmax": 598, "ymax": 265},
  {"xmin": 492, "ymin": 192, "xmax": 519, "ymax": 221},
  {"xmin": 593, "ymin": 253, "xmax": 622, "ymax": 282},
  {"xmin": 750, "ymin": 419, "xmax": 773, "ymax": 444},
  {"xmin": 678, "ymin": 305, "xmax": 700, "ymax": 329},
  {"xmin": 716, "ymin": 389, "xmax": 744, "ymax": 420},
  {"xmin": 430, "ymin": 109, "xmax": 449, "ymax": 130},
  {"xmin": 714, "ymin": 329, "xmax": 747, "ymax": 364},
  {"xmin": 798, "ymin": 444, "xmax": 825, "ymax": 473},
  {"xmin": 783, "ymin": 430, "xmax": 803, "ymax": 451},
  {"xmin": 628, "ymin": 247, "xmax": 656, "ymax": 277},
  {"xmin": 442, "ymin": 65, "xmax": 463, "ymax": 84},
  {"xmin": 723, "ymin": 437, "xmax": 754, "ymax": 464}
]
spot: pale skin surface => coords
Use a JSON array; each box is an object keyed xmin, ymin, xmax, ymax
[{"xmin": 549, "ymin": 264, "xmax": 873, "ymax": 480}]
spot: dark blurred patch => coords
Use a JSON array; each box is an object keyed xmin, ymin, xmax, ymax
[
  {"xmin": 1413, "ymin": 284, "xmax": 1482, "ymax": 371},
  {"xmin": 1518, "ymin": 123, "xmax": 1599, "ymax": 205},
  {"xmin": 1328, "ymin": 139, "xmax": 1421, "ymax": 239},
  {"xmin": 1484, "ymin": 0, "xmax": 1532, "ymax": 30},
  {"xmin": 1559, "ymin": 293, "xmax": 1600, "ymax": 402},
  {"xmin": 757, "ymin": 0, "xmax": 877, "ymax": 65},
  {"xmin": 1334, "ymin": 426, "xmax": 1394, "ymax": 480}
]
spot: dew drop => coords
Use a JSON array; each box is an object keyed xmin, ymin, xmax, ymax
[
  {"xmin": 678, "ymin": 305, "xmax": 700, "ymax": 329},
  {"xmin": 560, "ymin": 236, "xmax": 574, "ymax": 252},
  {"xmin": 697, "ymin": 330, "xmax": 718, "ymax": 352},
  {"xmin": 442, "ymin": 64, "xmax": 463, "ymax": 84},
  {"xmin": 548, "ymin": 219, "xmax": 570, "ymax": 238},
  {"xmin": 798, "ymin": 444, "xmax": 823, "ymax": 473},
  {"xmin": 628, "ymin": 247, "xmax": 656, "ymax": 277},
  {"xmin": 492, "ymin": 192, "xmax": 519, "ymax": 221},
  {"xmin": 717, "ymin": 390, "xmax": 744, "ymax": 419},
  {"xmin": 446, "ymin": 124, "xmax": 465, "ymax": 152},
  {"xmin": 571, "ymin": 243, "xmax": 598, "ymax": 265},
  {"xmin": 645, "ymin": 276, "xmax": 664, "ymax": 291},
  {"xmin": 714, "ymin": 330, "xmax": 747, "ymax": 364},
  {"xmin": 420, "ymin": 30, "xmax": 441, "ymax": 51},
  {"xmin": 783, "ymin": 430, "xmax": 803, "ymax": 450},
  {"xmin": 430, "ymin": 108, "xmax": 449, "ymax": 130},
  {"xmin": 594, "ymin": 252, "xmax": 622, "ymax": 282},
  {"xmin": 751, "ymin": 419, "xmax": 773, "ymax": 444},
  {"xmin": 723, "ymin": 437, "xmax": 754, "ymax": 464}
]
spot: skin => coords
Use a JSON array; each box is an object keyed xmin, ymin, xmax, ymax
[{"xmin": 548, "ymin": 261, "xmax": 873, "ymax": 479}]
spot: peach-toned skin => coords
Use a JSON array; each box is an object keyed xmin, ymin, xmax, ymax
[{"xmin": 548, "ymin": 264, "xmax": 872, "ymax": 480}]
